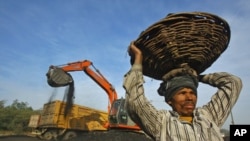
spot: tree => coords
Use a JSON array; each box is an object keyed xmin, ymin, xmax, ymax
[
  {"xmin": 0, "ymin": 100, "xmax": 5, "ymax": 109},
  {"xmin": 0, "ymin": 99, "xmax": 40, "ymax": 134}
]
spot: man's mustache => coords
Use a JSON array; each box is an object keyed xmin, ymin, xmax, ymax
[{"xmin": 183, "ymin": 101, "xmax": 196, "ymax": 106}]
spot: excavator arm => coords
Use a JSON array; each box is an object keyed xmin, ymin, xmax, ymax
[{"xmin": 46, "ymin": 60, "xmax": 118, "ymax": 111}]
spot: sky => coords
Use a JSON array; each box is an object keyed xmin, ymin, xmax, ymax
[{"xmin": 0, "ymin": 0, "xmax": 249, "ymax": 130}]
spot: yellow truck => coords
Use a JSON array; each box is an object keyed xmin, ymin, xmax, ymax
[{"xmin": 28, "ymin": 100, "xmax": 109, "ymax": 140}]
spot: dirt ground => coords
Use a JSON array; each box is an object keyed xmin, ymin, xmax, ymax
[
  {"xmin": 0, "ymin": 131, "xmax": 153, "ymax": 141},
  {"xmin": 0, "ymin": 132, "xmax": 230, "ymax": 141},
  {"xmin": 0, "ymin": 135, "xmax": 41, "ymax": 141}
]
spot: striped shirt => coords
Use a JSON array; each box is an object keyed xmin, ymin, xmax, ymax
[{"xmin": 123, "ymin": 64, "xmax": 242, "ymax": 141}]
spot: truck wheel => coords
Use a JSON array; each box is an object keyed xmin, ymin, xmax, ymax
[
  {"xmin": 63, "ymin": 131, "xmax": 77, "ymax": 140},
  {"xmin": 42, "ymin": 131, "xmax": 53, "ymax": 140}
]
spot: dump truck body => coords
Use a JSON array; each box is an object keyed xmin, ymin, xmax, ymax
[
  {"xmin": 38, "ymin": 100, "xmax": 108, "ymax": 131},
  {"xmin": 28, "ymin": 100, "xmax": 108, "ymax": 140}
]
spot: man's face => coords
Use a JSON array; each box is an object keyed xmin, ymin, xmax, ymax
[{"xmin": 168, "ymin": 88, "xmax": 197, "ymax": 116}]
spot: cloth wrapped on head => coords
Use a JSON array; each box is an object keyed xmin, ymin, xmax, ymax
[{"xmin": 158, "ymin": 75, "xmax": 198, "ymax": 102}]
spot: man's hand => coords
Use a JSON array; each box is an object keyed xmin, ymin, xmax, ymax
[{"xmin": 128, "ymin": 41, "xmax": 143, "ymax": 65}]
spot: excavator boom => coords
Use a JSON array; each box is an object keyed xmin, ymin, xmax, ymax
[{"xmin": 47, "ymin": 60, "xmax": 117, "ymax": 111}]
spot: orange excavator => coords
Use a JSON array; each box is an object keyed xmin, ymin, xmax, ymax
[{"xmin": 46, "ymin": 60, "xmax": 140, "ymax": 131}]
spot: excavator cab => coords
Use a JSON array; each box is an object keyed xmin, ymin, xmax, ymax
[{"xmin": 109, "ymin": 98, "xmax": 140, "ymax": 130}]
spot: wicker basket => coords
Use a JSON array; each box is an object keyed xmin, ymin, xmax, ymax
[{"xmin": 132, "ymin": 12, "xmax": 230, "ymax": 80}]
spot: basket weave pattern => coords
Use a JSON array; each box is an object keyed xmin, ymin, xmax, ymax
[{"xmin": 132, "ymin": 12, "xmax": 230, "ymax": 80}]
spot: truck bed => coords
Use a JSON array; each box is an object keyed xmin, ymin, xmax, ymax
[{"xmin": 38, "ymin": 100, "xmax": 109, "ymax": 131}]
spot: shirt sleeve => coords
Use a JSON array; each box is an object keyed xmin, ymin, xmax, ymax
[
  {"xmin": 200, "ymin": 72, "xmax": 242, "ymax": 127},
  {"xmin": 123, "ymin": 64, "xmax": 162, "ymax": 139}
]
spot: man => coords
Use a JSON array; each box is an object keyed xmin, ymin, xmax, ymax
[{"xmin": 123, "ymin": 42, "xmax": 242, "ymax": 141}]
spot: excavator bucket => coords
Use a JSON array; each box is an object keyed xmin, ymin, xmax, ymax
[{"xmin": 46, "ymin": 66, "xmax": 73, "ymax": 87}]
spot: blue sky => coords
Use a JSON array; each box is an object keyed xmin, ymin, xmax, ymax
[{"xmin": 0, "ymin": 0, "xmax": 249, "ymax": 129}]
